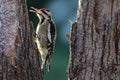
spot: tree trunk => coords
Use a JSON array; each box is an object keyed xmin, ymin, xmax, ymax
[
  {"xmin": 0, "ymin": 0, "xmax": 43, "ymax": 80},
  {"xmin": 67, "ymin": 0, "xmax": 120, "ymax": 80}
]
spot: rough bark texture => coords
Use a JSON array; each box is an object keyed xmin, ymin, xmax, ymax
[
  {"xmin": 0, "ymin": 0, "xmax": 43, "ymax": 80},
  {"xmin": 67, "ymin": 0, "xmax": 120, "ymax": 80}
]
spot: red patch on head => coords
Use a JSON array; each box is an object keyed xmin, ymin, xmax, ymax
[{"xmin": 40, "ymin": 8, "xmax": 48, "ymax": 10}]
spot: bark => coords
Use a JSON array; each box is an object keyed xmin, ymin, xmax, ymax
[
  {"xmin": 67, "ymin": 0, "xmax": 120, "ymax": 80},
  {"xmin": 0, "ymin": 0, "xmax": 43, "ymax": 80}
]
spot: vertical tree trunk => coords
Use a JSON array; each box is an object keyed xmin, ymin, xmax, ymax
[
  {"xmin": 67, "ymin": 0, "xmax": 120, "ymax": 80},
  {"xmin": 0, "ymin": 0, "xmax": 43, "ymax": 80}
]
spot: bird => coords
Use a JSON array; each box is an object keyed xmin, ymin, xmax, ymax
[{"xmin": 30, "ymin": 7, "xmax": 57, "ymax": 71}]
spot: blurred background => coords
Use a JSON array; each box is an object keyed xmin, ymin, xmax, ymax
[{"xmin": 27, "ymin": 0, "xmax": 77, "ymax": 80}]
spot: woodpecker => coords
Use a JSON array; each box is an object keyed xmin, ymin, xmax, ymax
[{"xmin": 30, "ymin": 7, "xmax": 56, "ymax": 71}]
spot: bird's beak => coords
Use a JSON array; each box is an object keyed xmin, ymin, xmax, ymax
[{"xmin": 29, "ymin": 7, "xmax": 38, "ymax": 13}]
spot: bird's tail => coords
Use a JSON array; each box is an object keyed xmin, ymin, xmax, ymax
[{"xmin": 41, "ymin": 57, "xmax": 51, "ymax": 72}]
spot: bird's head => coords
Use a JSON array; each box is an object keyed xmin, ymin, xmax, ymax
[{"xmin": 30, "ymin": 7, "xmax": 52, "ymax": 20}]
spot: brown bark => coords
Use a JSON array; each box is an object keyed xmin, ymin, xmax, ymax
[
  {"xmin": 0, "ymin": 0, "xmax": 43, "ymax": 80},
  {"xmin": 67, "ymin": 0, "xmax": 120, "ymax": 80}
]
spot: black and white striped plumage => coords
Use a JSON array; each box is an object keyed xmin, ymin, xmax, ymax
[{"xmin": 30, "ymin": 7, "xmax": 56, "ymax": 71}]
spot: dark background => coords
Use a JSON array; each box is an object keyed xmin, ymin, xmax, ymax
[{"xmin": 27, "ymin": 0, "xmax": 77, "ymax": 80}]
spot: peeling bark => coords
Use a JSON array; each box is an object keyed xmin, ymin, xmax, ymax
[
  {"xmin": 67, "ymin": 0, "xmax": 120, "ymax": 80},
  {"xmin": 0, "ymin": 0, "xmax": 43, "ymax": 80}
]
